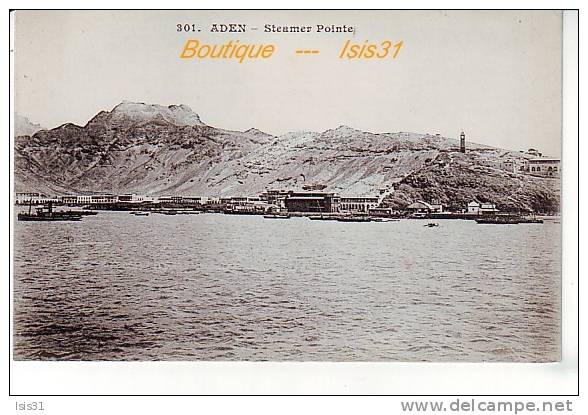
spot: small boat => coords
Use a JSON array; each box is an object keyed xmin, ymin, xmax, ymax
[
  {"xmin": 63, "ymin": 210, "xmax": 98, "ymax": 216},
  {"xmin": 18, "ymin": 212, "xmax": 82, "ymax": 221},
  {"xmin": 308, "ymin": 214, "xmax": 337, "ymax": 221},
  {"xmin": 336, "ymin": 216, "xmax": 372, "ymax": 223},
  {"xmin": 178, "ymin": 210, "xmax": 200, "ymax": 215},
  {"xmin": 518, "ymin": 213, "xmax": 544, "ymax": 224},
  {"xmin": 519, "ymin": 218, "xmax": 544, "ymax": 224},
  {"xmin": 157, "ymin": 210, "xmax": 178, "ymax": 215},
  {"xmin": 264, "ymin": 213, "xmax": 291, "ymax": 219},
  {"xmin": 131, "ymin": 211, "xmax": 150, "ymax": 216},
  {"xmin": 424, "ymin": 222, "xmax": 439, "ymax": 227},
  {"xmin": 475, "ymin": 216, "xmax": 520, "ymax": 224},
  {"xmin": 17, "ymin": 202, "xmax": 83, "ymax": 222}
]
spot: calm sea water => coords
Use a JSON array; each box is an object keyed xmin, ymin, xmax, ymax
[{"xmin": 13, "ymin": 211, "xmax": 560, "ymax": 361}]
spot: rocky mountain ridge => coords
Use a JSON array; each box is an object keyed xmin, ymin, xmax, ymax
[{"xmin": 14, "ymin": 102, "xmax": 559, "ymax": 212}]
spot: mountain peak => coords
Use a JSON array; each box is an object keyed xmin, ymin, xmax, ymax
[
  {"xmin": 243, "ymin": 127, "xmax": 273, "ymax": 136},
  {"xmin": 109, "ymin": 102, "xmax": 204, "ymax": 126},
  {"xmin": 326, "ymin": 125, "xmax": 365, "ymax": 134}
]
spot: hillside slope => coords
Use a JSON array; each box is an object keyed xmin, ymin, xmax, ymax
[{"xmin": 14, "ymin": 102, "xmax": 559, "ymax": 211}]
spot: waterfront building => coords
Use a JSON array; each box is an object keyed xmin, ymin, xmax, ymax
[
  {"xmin": 118, "ymin": 194, "xmax": 133, "ymax": 203},
  {"xmin": 339, "ymin": 196, "xmax": 380, "ymax": 213},
  {"xmin": 118, "ymin": 194, "xmax": 151, "ymax": 203},
  {"xmin": 15, "ymin": 192, "xmax": 58, "ymax": 205},
  {"xmin": 368, "ymin": 207, "xmax": 394, "ymax": 217},
  {"xmin": 261, "ymin": 189, "xmax": 290, "ymax": 208},
  {"xmin": 480, "ymin": 203, "xmax": 499, "ymax": 214},
  {"xmin": 429, "ymin": 204, "xmax": 444, "ymax": 213},
  {"xmin": 230, "ymin": 196, "xmax": 261, "ymax": 205},
  {"xmin": 76, "ymin": 195, "xmax": 92, "ymax": 205},
  {"xmin": 205, "ymin": 197, "xmax": 221, "ymax": 205},
  {"xmin": 156, "ymin": 196, "xmax": 191, "ymax": 205},
  {"xmin": 90, "ymin": 194, "xmax": 118, "ymax": 204},
  {"xmin": 179, "ymin": 196, "xmax": 201, "ymax": 205},
  {"xmin": 284, "ymin": 191, "xmax": 340, "ymax": 213},
  {"xmin": 217, "ymin": 196, "xmax": 261, "ymax": 207},
  {"xmin": 406, "ymin": 201, "xmax": 433, "ymax": 213},
  {"xmin": 219, "ymin": 197, "xmax": 232, "ymax": 205},
  {"xmin": 467, "ymin": 201, "xmax": 480, "ymax": 214},
  {"xmin": 229, "ymin": 196, "xmax": 249, "ymax": 205},
  {"xmin": 467, "ymin": 201, "xmax": 499, "ymax": 215},
  {"xmin": 213, "ymin": 195, "xmax": 267, "ymax": 213},
  {"xmin": 61, "ymin": 195, "xmax": 77, "ymax": 205},
  {"xmin": 405, "ymin": 201, "xmax": 443, "ymax": 214}
]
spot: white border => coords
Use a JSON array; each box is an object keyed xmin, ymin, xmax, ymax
[{"xmin": 2, "ymin": 3, "xmax": 580, "ymax": 401}]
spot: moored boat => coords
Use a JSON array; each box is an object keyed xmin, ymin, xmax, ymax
[
  {"xmin": 336, "ymin": 216, "xmax": 371, "ymax": 223},
  {"xmin": 263, "ymin": 212, "xmax": 291, "ymax": 219},
  {"xmin": 519, "ymin": 218, "xmax": 544, "ymax": 224},
  {"xmin": 518, "ymin": 213, "xmax": 544, "ymax": 223},
  {"xmin": 131, "ymin": 211, "xmax": 150, "ymax": 216},
  {"xmin": 17, "ymin": 203, "xmax": 83, "ymax": 222},
  {"xmin": 308, "ymin": 214, "xmax": 338, "ymax": 221},
  {"xmin": 63, "ymin": 210, "xmax": 98, "ymax": 216},
  {"xmin": 156, "ymin": 209, "xmax": 178, "ymax": 215},
  {"xmin": 475, "ymin": 216, "xmax": 520, "ymax": 224}
]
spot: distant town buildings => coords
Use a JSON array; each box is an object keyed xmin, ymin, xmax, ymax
[
  {"xmin": 12, "ymin": 185, "xmax": 543, "ymax": 217},
  {"xmin": 492, "ymin": 148, "xmax": 561, "ymax": 178},
  {"xmin": 14, "ymin": 190, "xmax": 455, "ymax": 216}
]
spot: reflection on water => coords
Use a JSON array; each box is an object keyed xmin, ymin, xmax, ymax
[{"xmin": 13, "ymin": 212, "xmax": 560, "ymax": 361}]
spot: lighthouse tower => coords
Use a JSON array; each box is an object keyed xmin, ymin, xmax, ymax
[{"xmin": 460, "ymin": 131, "xmax": 466, "ymax": 153}]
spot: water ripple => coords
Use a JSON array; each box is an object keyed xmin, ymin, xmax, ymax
[{"xmin": 13, "ymin": 213, "xmax": 561, "ymax": 362}]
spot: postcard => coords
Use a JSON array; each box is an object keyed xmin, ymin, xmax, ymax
[{"xmin": 12, "ymin": 10, "xmax": 563, "ymax": 367}]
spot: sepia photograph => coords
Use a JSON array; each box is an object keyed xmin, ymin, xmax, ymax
[{"xmin": 8, "ymin": 9, "xmax": 578, "ymax": 400}]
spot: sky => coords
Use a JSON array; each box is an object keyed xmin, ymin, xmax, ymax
[{"xmin": 13, "ymin": 10, "xmax": 562, "ymax": 156}]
